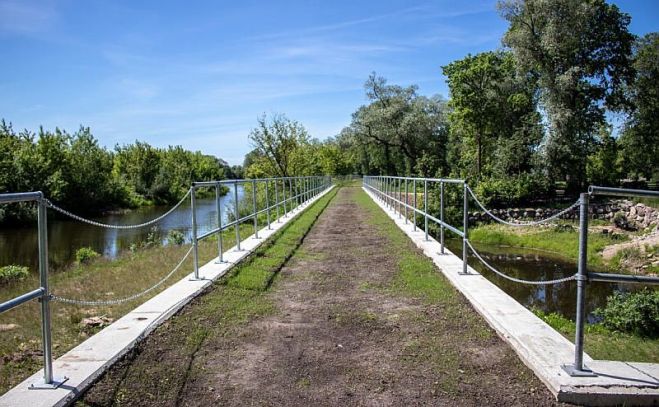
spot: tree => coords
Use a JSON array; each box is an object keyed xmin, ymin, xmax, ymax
[
  {"xmin": 442, "ymin": 51, "xmax": 541, "ymax": 179},
  {"xmin": 618, "ymin": 33, "xmax": 659, "ymax": 181},
  {"xmin": 346, "ymin": 73, "xmax": 449, "ymax": 176},
  {"xmin": 247, "ymin": 114, "xmax": 312, "ymax": 177},
  {"xmin": 499, "ymin": 0, "xmax": 635, "ymax": 191}
]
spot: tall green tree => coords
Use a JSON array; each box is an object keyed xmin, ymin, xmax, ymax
[
  {"xmin": 442, "ymin": 51, "xmax": 541, "ymax": 179},
  {"xmin": 618, "ymin": 32, "xmax": 659, "ymax": 181},
  {"xmin": 499, "ymin": 0, "xmax": 635, "ymax": 191},
  {"xmin": 346, "ymin": 73, "xmax": 449, "ymax": 176}
]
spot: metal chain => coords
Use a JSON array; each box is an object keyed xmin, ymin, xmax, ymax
[
  {"xmin": 51, "ymin": 246, "xmax": 193, "ymax": 306},
  {"xmin": 466, "ymin": 240, "xmax": 577, "ymax": 285},
  {"xmin": 467, "ymin": 186, "xmax": 580, "ymax": 227},
  {"xmin": 46, "ymin": 188, "xmax": 192, "ymax": 230}
]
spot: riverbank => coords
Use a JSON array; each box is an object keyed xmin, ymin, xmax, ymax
[{"xmin": 0, "ymin": 222, "xmax": 253, "ymax": 395}]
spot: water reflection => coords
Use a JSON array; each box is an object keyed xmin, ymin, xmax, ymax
[
  {"xmin": 0, "ymin": 186, "xmax": 244, "ymax": 272},
  {"xmin": 445, "ymin": 239, "xmax": 641, "ymax": 321}
]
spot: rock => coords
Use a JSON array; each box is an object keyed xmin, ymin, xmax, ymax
[
  {"xmin": 80, "ymin": 316, "xmax": 113, "ymax": 328},
  {"xmin": 629, "ymin": 206, "xmax": 637, "ymax": 217},
  {"xmin": 0, "ymin": 324, "xmax": 19, "ymax": 332},
  {"xmin": 602, "ymin": 229, "xmax": 609, "ymax": 235}
]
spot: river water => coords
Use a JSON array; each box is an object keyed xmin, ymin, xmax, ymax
[
  {"xmin": 0, "ymin": 186, "xmax": 245, "ymax": 272},
  {"xmin": 444, "ymin": 239, "xmax": 641, "ymax": 321}
]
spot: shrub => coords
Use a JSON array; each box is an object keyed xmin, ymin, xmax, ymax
[
  {"xmin": 0, "ymin": 265, "xmax": 29, "ymax": 284},
  {"xmin": 612, "ymin": 212, "xmax": 635, "ymax": 231},
  {"xmin": 166, "ymin": 229, "xmax": 185, "ymax": 246},
  {"xmin": 144, "ymin": 226, "xmax": 161, "ymax": 248},
  {"xmin": 594, "ymin": 289, "xmax": 659, "ymax": 338},
  {"xmin": 75, "ymin": 247, "xmax": 100, "ymax": 264}
]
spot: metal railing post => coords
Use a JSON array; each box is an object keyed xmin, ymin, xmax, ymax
[
  {"xmin": 29, "ymin": 195, "xmax": 66, "ymax": 389},
  {"xmin": 191, "ymin": 186, "xmax": 200, "ymax": 279},
  {"xmin": 275, "ymin": 180, "xmax": 280, "ymax": 222},
  {"xmin": 265, "ymin": 180, "xmax": 271, "ymax": 230},
  {"xmin": 289, "ymin": 178, "xmax": 293, "ymax": 212},
  {"xmin": 461, "ymin": 183, "xmax": 469, "ymax": 275},
  {"xmin": 234, "ymin": 181, "xmax": 241, "ymax": 251},
  {"xmin": 562, "ymin": 193, "xmax": 595, "ymax": 376},
  {"xmin": 404, "ymin": 178, "xmax": 408, "ymax": 224},
  {"xmin": 397, "ymin": 179, "xmax": 401, "ymax": 219},
  {"xmin": 440, "ymin": 181, "xmax": 445, "ymax": 254},
  {"xmin": 252, "ymin": 179, "xmax": 259, "ymax": 238},
  {"xmin": 424, "ymin": 180, "xmax": 428, "ymax": 241},
  {"xmin": 413, "ymin": 179, "xmax": 417, "ymax": 231},
  {"xmin": 215, "ymin": 183, "xmax": 224, "ymax": 263}
]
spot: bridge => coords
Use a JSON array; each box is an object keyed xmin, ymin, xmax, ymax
[{"xmin": 0, "ymin": 176, "xmax": 657, "ymax": 406}]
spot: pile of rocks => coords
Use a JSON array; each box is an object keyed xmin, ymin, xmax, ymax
[{"xmin": 469, "ymin": 200, "xmax": 659, "ymax": 230}]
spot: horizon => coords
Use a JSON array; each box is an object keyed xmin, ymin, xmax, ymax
[{"xmin": 1, "ymin": 0, "xmax": 657, "ymax": 165}]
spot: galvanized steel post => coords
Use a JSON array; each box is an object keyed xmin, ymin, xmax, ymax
[
  {"xmin": 252, "ymin": 179, "xmax": 259, "ymax": 238},
  {"xmin": 413, "ymin": 179, "xmax": 417, "ymax": 231},
  {"xmin": 562, "ymin": 193, "xmax": 595, "ymax": 377},
  {"xmin": 234, "ymin": 181, "xmax": 241, "ymax": 251},
  {"xmin": 191, "ymin": 186, "xmax": 200, "ymax": 278},
  {"xmin": 404, "ymin": 179, "xmax": 408, "ymax": 224},
  {"xmin": 265, "ymin": 180, "xmax": 271, "ymax": 230},
  {"xmin": 440, "ymin": 182, "xmax": 445, "ymax": 254},
  {"xmin": 275, "ymin": 180, "xmax": 280, "ymax": 222},
  {"xmin": 37, "ymin": 195, "xmax": 54, "ymax": 386},
  {"xmin": 215, "ymin": 183, "xmax": 224, "ymax": 263},
  {"xmin": 461, "ymin": 182, "xmax": 469, "ymax": 275},
  {"xmin": 424, "ymin": 180, "xmax": 428, "ymax": 241},
  {"xmin": 397, "ymin": 179, "xmax": 401, "ymax": 219}
]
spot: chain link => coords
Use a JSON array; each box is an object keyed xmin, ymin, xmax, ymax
[
  {"xmin": 466, "ymin": 240, "xmax": 577, "ymax": 285},
  {"xmin": 51, "ymin": 246, "xmax": 193, "ymax": 306},
  {"xmin": 46, "ymin": 188, "xmax": 192, "ymax": 230},
  {"xmin": 467, "ymin": 186, "xmax": 580, "ymax": 227}
]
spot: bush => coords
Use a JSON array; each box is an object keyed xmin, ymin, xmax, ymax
[
  {"xmin": 0, "ymin": 265, "xmax": 29, "ymax": 284},
  {"xmin": 166, "ymin": 229, "xmax": 185, "ymax": 246},
  {"xmin": 75, "ymin": 247, "xmax": 100, "ymax": 264},
  {"xmin": 594, "ymin": 289, "xmax": 659, "ymax": 338},
  {"xmin": 612, "ymin": 212, "xmax": 635, "ymax": 231}
]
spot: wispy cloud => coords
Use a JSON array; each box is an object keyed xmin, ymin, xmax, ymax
[{"xmin": 0, "ymin": 0, "xmax": 57, "ymax": 34}]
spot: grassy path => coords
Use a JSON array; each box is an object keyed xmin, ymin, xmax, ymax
[{"xmin": 80, "ymin": 186, "xmax": 564, "ymax": 406}]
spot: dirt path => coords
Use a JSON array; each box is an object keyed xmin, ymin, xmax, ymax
[{"xmin": 82, "ymin": 186, "xmax": 564, "ymax": 406}]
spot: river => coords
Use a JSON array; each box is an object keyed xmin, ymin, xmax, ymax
[{"xmin": 0, "ymin": 186, "xmax": 245, "ymax": 272}]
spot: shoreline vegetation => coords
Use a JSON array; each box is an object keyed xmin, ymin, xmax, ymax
[{"xmin": 0, "ymin": 121, "xmax": 239, "ymax": 225}]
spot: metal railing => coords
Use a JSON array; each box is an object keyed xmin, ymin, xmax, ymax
[
  {"xmin": 562, "ymin": 186, "xmax": 659, "ymax": 377},
  {"xmin": 0, "ymin": 193, "xmax": 66, "ymax": 389},
  {"xmin": 363, "ymin": 176, "xmax": 659, "ymax": 378},
  {"xmin": 189, "ymin": 176, "xmax": 331, "ymax": 279},
  {"xmin": 363, "ymin": 175, "xmax": 469, "ymax": 272},
  {"xmin": 0, "ymin": 175, "xmax": 331, "ymax": 390}
]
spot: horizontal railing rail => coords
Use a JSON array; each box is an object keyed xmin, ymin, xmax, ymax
[
  {"xmin": 0, "ymin": 174, "xmax": 331, "ymax": 391},
  {"xmin": 363, "ymin": 176, "xmax": 659, "ymax": 379}
]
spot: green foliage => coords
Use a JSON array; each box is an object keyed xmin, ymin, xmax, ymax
[
  {"xmin": 0, "ymin": 121, "xmax": 235, "ymax": 223},
  {"xmin": 166, "ymin": 230, "xmax": 185, "ymax": 246},
  {"xmin": 472, "ymin": 172, "xmax": 552, "ymax": 207},
  {"xmin": 0, "ymin": 265, "xmax": 29, "ymax": 284},
  {"xmin": 499, "ymin": 0, "xmax": 635, "ymax": 192},
  {"xmin": 75, "ymin": 247, "xmax": 100, "ymax": 264},
  {"xmin": 442, "ymin": 51, "xmax": 542, "ymax": 180},
  {"xmin": 618, "ymin": 33, "xmax": 659, "ymax": 182},
  {"xmin": 595, "ymin": 289, "xmax": 659, "ymax": 338}
]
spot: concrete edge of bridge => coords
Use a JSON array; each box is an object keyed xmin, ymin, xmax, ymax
[
  {"xmin": 0, "ymin": 186, "xmax": 335, "ymax": 407},
  {"xmin": 362, "ymin": 186, "xmax": 659, "ymax": 407}
]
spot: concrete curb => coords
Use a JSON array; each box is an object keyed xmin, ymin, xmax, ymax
[
  {"xmin": 363, "ymin": 187, "xmax": 659, "ymax": 406},
  {"xmin": 0, "ymin": 186, "xmax": 335, "ymax": 407}
]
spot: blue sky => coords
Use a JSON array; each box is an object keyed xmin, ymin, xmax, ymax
[{"xmin": 1, "ymin": 0, "xmax": 657, "ymax": 165}]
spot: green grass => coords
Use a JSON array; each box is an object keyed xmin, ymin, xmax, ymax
[
  {"xmin": 468, "ymin": 223, "xmax": 627, "ymax": 267},
  {"xmin": 0, "ymin": 188, "xmax": 336, "ymax": 395},
  {"xmin": 533, "ymin": 310, "xmax": 659, "ymax": 363},
  {"xmin": 353, "ymin": 188, "xmax": 498, "ymax": 393}
]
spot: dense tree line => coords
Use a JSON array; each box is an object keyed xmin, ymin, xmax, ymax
[
  {"xmin": 0, "ymin": 121, "xmax": 237, "ymax": 223},
  {"xmin": 244, "ymin": 0, "xmax": 657, "ymax": 207}
]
